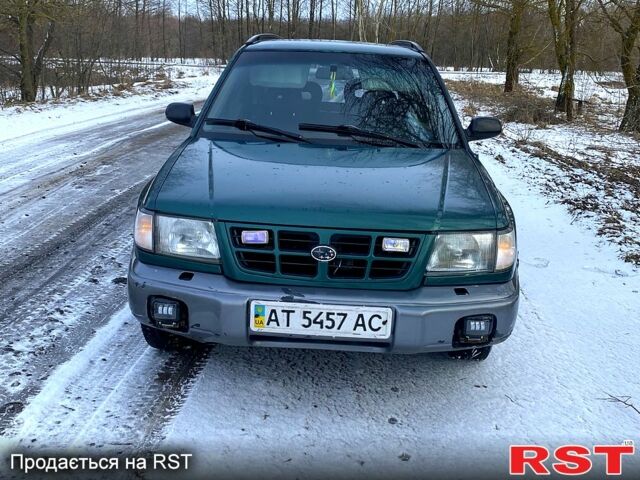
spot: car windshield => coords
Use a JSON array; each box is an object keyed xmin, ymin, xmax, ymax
[{"xmin": 202, "ymin": 50, "xmax": 461, "ymax": 148}]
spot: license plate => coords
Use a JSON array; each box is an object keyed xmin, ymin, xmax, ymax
[{"xmin": 249, "ymin": 300, "xmax": 393, "ymax": 341}]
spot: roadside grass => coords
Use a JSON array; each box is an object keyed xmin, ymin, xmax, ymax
[
  {"xmin": 446, "ymin": 80, "xmax": 562, "ymax": 127},
  {"xmin": 0, "ymin": 64, "xmax": 212, "ymax": 108}
]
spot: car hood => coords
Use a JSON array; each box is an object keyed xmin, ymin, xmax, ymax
[{"xmin": 150, "ymin": 138, "xmax": 500, "ymax": 231}]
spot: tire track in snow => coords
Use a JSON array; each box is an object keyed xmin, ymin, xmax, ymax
[
  {"xmin": 0, "ymin": 190, "xmax": 137, "ymax": 434},
  {"xmin": 0, "ymin": 179, "xmax": 145, "ymax": 285},
  {"xmin": 0, "ymin": 101, "xmax": 202, "ymax": 200},
  {"xmin": 5, "ymin": 307, "xmax": 210, "ymax": 451},
  {"xmin": 0, "ymin": 116, "xmax": 169, "ymax": 194},
  {"xmin": 0, "ymin": 121, "xmax": 182, "ymax": 262},
  {"xmin": 0, "ymin": 105, "xmax": 197, "ymax": 434}
]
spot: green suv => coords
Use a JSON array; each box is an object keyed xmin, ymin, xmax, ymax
[{"xmin": 128, "ymin": 35, "xmax": 519, "ymax": 360}]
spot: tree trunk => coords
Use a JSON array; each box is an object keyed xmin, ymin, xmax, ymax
[
  {"xmin": 18, "ymin": 12, "xmax": 36, "ymax": 102},
  {"xmin": 619, "ymin": 29, "xmax": 640, "ymax": 132},
  {"xmin": 331, "ymin": 0, "xmax": 336, "ymax": 39},
  {"xmin": 218, "ymin": 0, "xmax": 228, "ymax": 60},
  {"xmin": 245, "ymin": 0, "xmax": 250, "ymax": 37},
  {"xmin": 555, "ymin": 69, "xmax": 568, "ymax": 111},
  {"xmin": 549, "ymin": 0, "xmax": 577, "ymax": 118},
  {"xmin": 620, "ymin": 87, "xmax": 640, "ymax": 132},
  {"xmin": 267, "ymin": 0, "xmax": 275, "ymax": 31},
  {"xmin": 162, "ymin": 1, "xmax": 167, "ymax": 60},
  {"xmin": 356, "ymin": 0, "xmax": 367, "ymax": 41},
  {"xmin": 318, "ymin": 0, "xmax": 323, "ymax": 38},
  {"xmin": 134, "ymin": 0, "xmax": 141, "ymax": 60},
  {"xmin": 33, "ymin": 21, "xmax": 55, "ymax": 91},
  {"xmin": 563, "ymin": 0, "xmax": 577, "ymax": 120},
  {"xmin": 563, "ymin": 65, "xmax": 576, "ymax": 120},
  {"xmin": 503, "ymin": 4, "xmax": 523, "ymax": 93},
  {"xmin": 308, "ymin": 0, "xmax": 315, "ymax": 38}
]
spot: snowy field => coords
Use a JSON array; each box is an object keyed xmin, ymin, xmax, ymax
[
  {"xmin": 0, "ymin": 66, "xmax": 639, "ymax": 479},
  {"xmin": 440, "ymin": 69, "xmax": 628, "ymax": 106}
]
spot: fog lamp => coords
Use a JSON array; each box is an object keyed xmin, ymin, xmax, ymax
[
  {"xmin": 241, "ymin": 230, "xmax": 269, "ymax": 245},
  {"xmin": 150, "ymin": 298, "xmax": 181, "ymax": 329},
  {"xmin": 458, "ymin": 314, "xmax": 495, "ymax": 344},
  {"xmin": 382, "ymin": 237, "xmax": 410, "ymax": 253}
]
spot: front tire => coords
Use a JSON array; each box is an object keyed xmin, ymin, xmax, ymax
[
  {"xmin": 448, "ymin": 346, "xmax": 492, "ymax": 361},
  {"xmin": 140, "ymin": 323, "xmax": 183, "ymax": 351}
]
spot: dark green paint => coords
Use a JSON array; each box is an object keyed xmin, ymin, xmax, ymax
[
  {"xmin": 138, "ymin": 40, "xmax": 515, "ymax": 289},
  {"xmin": 147, "ymin": 139, "xmax": 505, "ymax": 232}
]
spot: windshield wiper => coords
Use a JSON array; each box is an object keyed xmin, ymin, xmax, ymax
[
  {"xmin": 298, "ymin": 123, "xmax": 421, "ymax": 148},
  {"xmin": 206, "ymin": 118, "xmax": 310, "ymax": 143}
]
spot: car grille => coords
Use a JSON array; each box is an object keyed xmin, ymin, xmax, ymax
[{"xmin": 228, "ymin": 225, "xmax": 421, "ymax": 283}]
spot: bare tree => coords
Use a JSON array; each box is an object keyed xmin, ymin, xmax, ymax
[
  {"xmin": 0, "ymin": 0, "xmax": 635, "ymax": 139},
  {"xmin": 0, "ymin": 0, "xmax": 64, "ymax": 101},
  {"xmin": 473, "ymin": 0, "xmax": 537, "ymax": 92},
  {"xmin": 597, "ymin": 0, "xmax": 640, "ymax": 132},
  {"xmin": 548, "ymin": 0, "xmax": 584, "ymax": 120}
]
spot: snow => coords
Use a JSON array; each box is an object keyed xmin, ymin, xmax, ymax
[
  {"xmin": 0, "ymin": 64, "xmax": 220, "ymax": 198},
  {"xmin": 440, "ymin": 69, "xmax": 628, "ymax": 106},
  {"xmin": 1, "ymin": 68, "xmax": 639, "ymax": 478},
  {"xmin": 0, "ymin": 64, "xmax": 219, "ymax": 148},
  {"xmin": 11, "ymin": 307, "xmax": 131, "ymax": 442},
  {"xmin": 156, "ymin": 137, "xmax": 640, "ymax": 477}
]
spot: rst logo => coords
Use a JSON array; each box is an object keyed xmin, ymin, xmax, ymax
[{"xmin": 509, "ymin": 441, "xmax": 635, "ymax": 475}]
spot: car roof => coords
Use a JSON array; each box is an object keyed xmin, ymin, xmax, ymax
[{"xmin": 243, "ymin": 39, "xmax": 424, "ymax": 58}]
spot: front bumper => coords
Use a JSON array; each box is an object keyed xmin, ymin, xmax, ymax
[{"xmin": 128, "ymin": 255, "xmax": 519, "ymax": 354}]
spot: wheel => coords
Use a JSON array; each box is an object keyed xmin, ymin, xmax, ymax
[
  {"xmin": 448, "ymin": 346, "xmax": 492, "ymax": 361},
  {"xmin": 140, "ymin": 323, "xmax": 184, "ymax": 351}
]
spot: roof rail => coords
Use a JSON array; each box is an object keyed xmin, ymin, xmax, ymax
[
  {"xmin": 245, "ymin": 33, "xmax": 281, "ymax": 45},
  {"xmin": 388, "ymin": 40, "xmax": 424, "ymax": 53}
]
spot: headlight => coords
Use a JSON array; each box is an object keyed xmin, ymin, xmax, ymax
[
  {"xmin": 427, "ymin": 230, "xmax": 517, "ymax": 273},
  {"xmin": 427, "ymin": 232, "xmax": 495, "ymax": 273},
  {"xmin": 156, "ymin": 215, "xmax": 219, "ymax": 260},
  {"xmin": 134, "ymin": 210, "xmax": 154, "ymax": 251},
  {"xmin": 495, "ymin": 229, "xmax": 516, "ymax": 271}
]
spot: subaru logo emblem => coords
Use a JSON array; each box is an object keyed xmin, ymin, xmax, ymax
[{"xmin": 311, "ymin": 245, "xmax": 337, "ymax": 262}]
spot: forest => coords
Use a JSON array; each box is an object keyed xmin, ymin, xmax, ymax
[{"xmin": 1, "ymin": 0, "xmax": 639, "ymax": 131}]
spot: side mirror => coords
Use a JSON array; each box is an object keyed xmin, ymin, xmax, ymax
[
  {"xmin": 466, "ymin": 116, "xmax": 502, "ymax": 141},
  {"xmin": 166, "ymin": 102, "xmax": 196, "ymax": 127}
]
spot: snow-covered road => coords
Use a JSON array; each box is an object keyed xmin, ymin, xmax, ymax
[
  {"xmin": 1, "ymin": 86, "xmax": 639, "ymax": 479},
  {"xmin": 0, "ymin": 100, "xmax": 207, "ymax": 435}
]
